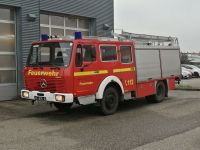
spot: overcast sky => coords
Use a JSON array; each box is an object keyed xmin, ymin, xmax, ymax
[{"xmin": 114, "ymin": 0, "xmax": 200, "ymax": 52}]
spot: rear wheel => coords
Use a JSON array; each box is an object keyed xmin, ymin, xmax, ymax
[
  {"xmin": 146, "ymin": 81, "xmax": 166, "ymax": 103},
  {"xmin": 100, "ymin": 87, "xmax": 119, "ymax": 115},
  {"xmin": 53, "ymin": 103, "xmax": 73, "ymax": 111}
]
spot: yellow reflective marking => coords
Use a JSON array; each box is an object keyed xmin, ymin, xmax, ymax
[
  {"xmin": 74, "ymin": 70, "xmax": 108, "ymax": 77},
  {"xmin": 80, "ymin": 82, "xmax": 94, "ymax": 86},
  {"xmin": 113, "ymin": 67, "xmax": 135, "ymax": 73}
]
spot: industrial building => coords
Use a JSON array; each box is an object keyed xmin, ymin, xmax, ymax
[{"xmin": 0, "ymin": 0, "xmax": 114, "ymax": 100}]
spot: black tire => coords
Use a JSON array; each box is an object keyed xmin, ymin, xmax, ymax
[
  {"xmin": 146, "ymin": 81, "xmax": 166, "ymax": 103},
  {"xmin": 100, "ymin": 87, "xmax": 119, "ymax": 115},
  {"xmin": 53, "ymin": 103, "xmax": 73, "ymax": 111}
]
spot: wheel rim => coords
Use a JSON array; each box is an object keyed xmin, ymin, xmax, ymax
[{"xmin": 105, "ymin": 93, "xmax": 116, "ymax": 110}]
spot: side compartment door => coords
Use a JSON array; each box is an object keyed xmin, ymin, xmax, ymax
[
  {"xmin": 118, "ymin": 45, "xmax": 137, "ymax": 92},
  {"xmin": 74, "ymin": 43, "xmax": 98, "ymax": 97}
]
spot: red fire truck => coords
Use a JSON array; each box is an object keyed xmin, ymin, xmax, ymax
[{"xmin": 21, "ymin": 31, "xmax": 181, "ymax": 115}]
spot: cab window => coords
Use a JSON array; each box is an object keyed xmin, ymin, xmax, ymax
[
  {"xmin": 100, "ymin": 45, "xmax": 117, "ymax": 61},
  {"xmin": 120, "ymin": 46, "xmax": 132, "ymax": 64},
  {"xmin": 83, "ymin": 45, "xmax": 96, "ymax": 62}
]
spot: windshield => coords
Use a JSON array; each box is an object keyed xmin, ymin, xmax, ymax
[{"xmin": 27, "ymin": 42, "xmax": 73, "ymax": 67}]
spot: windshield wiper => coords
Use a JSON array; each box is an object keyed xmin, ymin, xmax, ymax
[
  {"xmin": 27, "ymin": 63, "xmax": 44, "ymax": 69},
  {"xmin": 28, "ymin": 63, "xmax": 37, "ymax": 67}
]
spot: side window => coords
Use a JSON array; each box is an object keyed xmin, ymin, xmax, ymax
[
  {"xmin": 83, "ymin": 45, "xmax": 96, "ymax": 62},
  {"xmin": 120, "ymin": 46, "xmax": 132, "ymax": 64},
  {"xmin": 100, "ymin": 45, "xmax": 117, "ymax": 61},
  {"xmin": 75, "ymin": 44, "xmax": 83, "ymax": 67}
]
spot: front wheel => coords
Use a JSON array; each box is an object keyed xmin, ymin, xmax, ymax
[
  {"xmin": 146, "ymin": 81, "xmax": 166, "ymax": 103},
  {"xmin": 53, "ymin": 103, "xmax": 73, "ymax": 111},
  {"xmin": 100, "ymin": 87, "xmax": 119, "ymax": 115}
]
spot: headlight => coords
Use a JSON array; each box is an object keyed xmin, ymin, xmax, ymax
[
  {"xmin": 22, "ymin": 91, "xmax": 29, "ymax": 98},
  {"xmin": 55, "ymin": 95, "xmax": 65, "ymax": 102}
]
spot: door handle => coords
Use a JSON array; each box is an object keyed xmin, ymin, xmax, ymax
[{"xmin": 80, "ymin": 67, "xmax": 84, "ymax": 72}]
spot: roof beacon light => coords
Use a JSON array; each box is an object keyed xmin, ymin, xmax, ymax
[
  {"xmin": 41, "ymin": 34, "xmax": 49, "ymax": 41},
  {"xmin": 74, "ymin": 32, "xmax": 82, "ymax": 40}
]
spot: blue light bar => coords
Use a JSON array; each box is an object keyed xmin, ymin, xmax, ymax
[
  {"xmin": 41, "ymin": 34, "xmax": 49, "ymax": 41},
  {"xmin": 74, "ymin": 32, "xmax": 82, "ymax": 40}
]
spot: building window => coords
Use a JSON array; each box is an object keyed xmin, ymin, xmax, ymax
[
  {"xmin": 40, "ymin": 14, "xmax": 49, "ymax": 25},
  {"xmin": 40, "ymin": 13, "xmax": 90, "ymax": 36},
  {"xmin": 120, "ymin": 46, "xmax": 132, "ymax": 64},
  {"xmin": 0, "ymin": 7, "xmax": 16, "ymax": 84},
  {"xmin": 0, "ymin": 7, "xmax": 14, "ymax": 21},
  {"xmin": 79, "ymin": 19, "xmax": 89, "ymax": 29},
  {"xmin": 51, "ymin": 15, "xmax": 64, "ymax": 26},
  {"xmin": 66, "ymin": 17, "xmax": 77, "ymax": 28},
  {"xmin": 51, "ymin": 28, "xmax": 64, "ymax": 36},
  {"xmin": 41, "ymin": 27, "xmax": 49, "ymax": 35},
  {"xmin": 100, "ymin": 45, "xmax": 117, "ymax": 62}
]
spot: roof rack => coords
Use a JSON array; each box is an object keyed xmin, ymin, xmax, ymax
[
  {"xmin": 112, "ymin": 30, "xmax": 180, "ymax": 48},
  {"xmin": 41, "ymin": 31, "xmax": 180, "ymax": 49}
]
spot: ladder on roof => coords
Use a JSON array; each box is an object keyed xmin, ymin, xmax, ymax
[
  {"xmin": 45, "ymin": 31, "xmax": 180, "ymax": 49},
  {"xmin": 112, "ymin": 30, "xmax": 180, "ymax": 49}
]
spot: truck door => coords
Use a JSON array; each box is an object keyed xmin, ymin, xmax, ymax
[{"xmin": 74, "ymin": 43, "xmax": 98, "ymax": 96}]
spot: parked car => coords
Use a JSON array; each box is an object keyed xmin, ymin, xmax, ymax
[
  {"xmin": 181, "ymin": 67, "xmax": 192, "ymax": 79},
  {"xmin": 182, "ymin": 64, "xmax": 200, "ymax": 78},
  {"xmin": 194, "ymin": 64, "xmax": 200, "ymax": 69}
]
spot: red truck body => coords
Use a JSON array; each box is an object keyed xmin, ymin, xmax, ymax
[{"xmin": 21, "ymin": 32, "xmax": 181, "ymax": 115}]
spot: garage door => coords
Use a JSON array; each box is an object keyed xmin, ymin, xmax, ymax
[{"xmin": 0, "ymin": 6, "xmax": 17, "ymax": 101}]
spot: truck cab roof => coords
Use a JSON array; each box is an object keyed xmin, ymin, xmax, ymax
[{"xmin": 32, "ymin": 38, "xmax": 134, "ymax": 46}]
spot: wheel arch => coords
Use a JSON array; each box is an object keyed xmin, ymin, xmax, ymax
[{"xmin": 96, "ymin": 76, "xmax": 124, "ymax": 99}]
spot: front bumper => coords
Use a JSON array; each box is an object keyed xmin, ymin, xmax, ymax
[{"xmin": 21, "ymin": 90, "xmax": 73, "ymax": 103}]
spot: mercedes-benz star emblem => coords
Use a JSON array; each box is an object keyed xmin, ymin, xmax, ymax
[{"xmin": 40, "ymin": 79, "xmax": 48, "ymax": 88}]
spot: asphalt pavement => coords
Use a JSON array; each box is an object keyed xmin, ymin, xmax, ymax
[{"xmin": 0, "ymin": 89, "xmax": 200, "ymax": 150}]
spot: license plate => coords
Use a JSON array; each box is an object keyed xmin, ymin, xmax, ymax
[{"xmin": 34, "ymin": 96, "xmax": 46, "ymax": 101}]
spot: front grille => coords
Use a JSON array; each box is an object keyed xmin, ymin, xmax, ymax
[{"xmin": 25, "ymin": 77, "xmax": 65, "ymax": 93}]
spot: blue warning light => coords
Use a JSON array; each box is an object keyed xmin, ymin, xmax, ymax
[
  {"xmin": 74, "ymin": 32, "xmax": 82, "ymax": 40},
  {"xmin": 41, "ymin": 34, "xmax": 49, "ymax": 41}
]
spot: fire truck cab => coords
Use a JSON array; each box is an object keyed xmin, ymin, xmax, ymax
[{"xmin": 21, "ymin": 32, "xmax": 181, "ymax": 115}]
